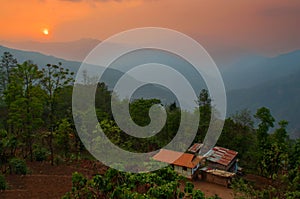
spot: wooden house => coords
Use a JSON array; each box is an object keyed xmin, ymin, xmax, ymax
[
  {"xmin": 188, "ymin": 143, "xmax": 238, "ymax": 173},
  {"xmin": 199, "ymin": 167, "xmax": 236, "ymax": 187},
  {"xmin": 187, "ymin": 143, "xmax": 238, "ymax": 186},
  {"xmin": 152, "ymin": 149, "xmax": 205, "ymax": 179}
]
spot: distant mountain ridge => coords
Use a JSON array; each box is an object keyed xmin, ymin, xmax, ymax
[
  {"xmin": 0, "ymin": 38, "xmax": 100, "ymax": 62},
  {"xmin": 221, "ymin": 50, "xmax": 300, "ymax": 90},
  {"xmin": 2, "ymin": 39, "xmax": 300, "ymax": 91},
  {"xmin": 227, "ymin": 70, "xmax": 300, "ymax": 139},
  {"xmin": 0, "ymin": 44, "xmax": 299, "ymax": 138},
  {"xmin": 0, "ymin": 45, "xmax": 130, "ymax": 91},
  {"xmin": 0, "ymin": 45, "xmax": 80, "ymax": 72}
]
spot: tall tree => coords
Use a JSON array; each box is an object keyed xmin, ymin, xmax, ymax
[
  {"xmin": 55, "ymin": 119, "xmax": 72, "ymax": 159},
  {"xmin": 40, "ymin": 63, "xmax": 74, "ymax": 165},
  {"xmin": 254, "ymin": 107, "xmax": 275, "ymax": 176},
  {"xmin": 266, "ymin": 120, "xmax": 289, "ymax": 176},
  {"xmin": 254, "ymin": 107, "xmax": 275, "ymax": 149},
  {"xmin": 232, "ymin": 109, "xmax": 254, "ymax": 129},
  {"xmin": 196, "ymin": 89, "xmax": 211, "ymax": 143},
  {"xmin": 5, "ymin": 61, "xmax": 44, "ymax": 161},
  {"xmin": 273, "ymin": 120, "xmax": 289, "ymax": 144},
  {"xmin": 0, "ymin": 52, "xmax": 18, "ymax": 93}
]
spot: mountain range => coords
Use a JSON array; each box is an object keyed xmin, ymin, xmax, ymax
[
  {"xmin": 222, "ymin": 50, "xmax": 300, "ymax": 90},
  {"xmin": 0, "ymin": 42, "xmax": 299, "ymax": 138},
  {"xmin": 0, "ymin": 38, "xmax": 100, "ymax": 62}
]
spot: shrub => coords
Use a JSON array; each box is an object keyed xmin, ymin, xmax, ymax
[
  {"xmin": 192, "ymin": 190, "xmax": 206, "ymax": 199},
  {"xmin": 0, "ymin": 174, "xmax": 6, "ymax": 190},
  {"xmin": 184, "ymin": 181, "xmax": 194, "ymax": 195},
  {"xmin": 63, "ymin": 168, "xmax": 208, "ymax": 199},
  {"xmin": 54, "ymin": 155, "xmax": 64, "ymax": 166},
  {"xmin": 9, "ymin": 158, "xmax": 27, "ymax": 175},
  {"xmin": 71, "ymin": 172, "xmax": 87, "ymax": 191},
  {"xmin": 33, "ymin": 146, "xmax": 48, "ymax": 162}
]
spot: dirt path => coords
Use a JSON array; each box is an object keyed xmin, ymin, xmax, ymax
[{"xmin": 192, "ymin": 181, "xmax": 234, "ymax": 199}]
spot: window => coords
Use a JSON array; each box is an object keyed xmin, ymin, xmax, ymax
[{"xmin": 183, "ymin": 167, "xmax": 187, "ymax": 171}]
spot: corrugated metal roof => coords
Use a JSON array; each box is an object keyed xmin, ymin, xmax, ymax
[
  {"xmin": 206, "ymin": 146, "xmax": 238, "ymax": 166},
  {"xmin": 188, "ymin": 143, "xmax": 203, "ymax": 153},
  {"xmin": 206, "ymin": 169, "xmax": 236, "ymax": 178},
  {"xmin": 200, "ymin": 167, "xmax": 235, "ymax": 177},
  {"xmin": 188, "ymin": 143, "xmax": 238, "ymax": 167}
]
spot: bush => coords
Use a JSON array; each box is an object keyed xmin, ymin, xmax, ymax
[
  {"xmin": 9, "ymin": 158, "xmax": 27, "ymax": 175},
  {"xmin": 33, "ymin": 146, "xmax": 48, "ymax": 161},
  {"xmin": 71, "ymin": 172, "xmax": 87, "ymax": 191},
  {"xmin": 54, "ymin": 155, "xmax": 64, "ymax": 165},
  {"xmin": 0, "ymin": 174, "xmax": 6, "ymax": 190},
  {"xmin": 184, "ymin": 181, "xmax": 194, "ymax": 195}
]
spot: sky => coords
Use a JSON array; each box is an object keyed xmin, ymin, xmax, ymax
[{"xmin": 1, "ymin": 0, "xmax": 300, "ymax": 57}]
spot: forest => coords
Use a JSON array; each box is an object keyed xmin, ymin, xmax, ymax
[{"xmin": 0, "ymin": 51, "xmax": 300, "ymax": 198}]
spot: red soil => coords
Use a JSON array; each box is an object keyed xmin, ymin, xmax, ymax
[
  {"xmin": 0, "ymin": 160, "xmax": 107, "ymax": 199},
  {"xmin": 0, "ymin": 161, "xmax": 236, "ymax": 199}
]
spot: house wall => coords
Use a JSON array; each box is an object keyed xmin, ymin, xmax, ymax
[
  {"xmin": 227, "ymin": 158, "xmax": 238, "ymax": 172},
  {"xmin": 174, "ymin": 165, "xmax": 193, "ymax": 179},
  {"xmin": 202, "ymin": 172, "xmax": 231, "ymax": 187},
  {"xmin": 192, "ymin": 163, "xmax": 200, "ymax": 174}
]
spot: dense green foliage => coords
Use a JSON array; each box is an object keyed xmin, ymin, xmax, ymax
[
  {"xmin": 0, "ymin": 174, "xmax": 6, "ymax": 190},
  {"xmin": 229, "ymin": 108, "xmax": 300, "ymax": 198},
  {"xmin": 8, "ymin": 158, "xmax": 27, "ymax": 175},
  {"xmin": 0, "ymin": 52, "xmax": 79, "ymax": 172},
  {"xmin": 63, "ymin": 167, "xmax": 221, "ymax": 199}
]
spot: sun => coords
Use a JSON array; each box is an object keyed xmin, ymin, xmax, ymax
[{"xmin": 43, "ymin": 28, "xmax": 49, "ymax": 35}]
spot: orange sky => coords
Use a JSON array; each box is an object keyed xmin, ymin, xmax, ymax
[{"xmin": 1, "ymin": 0, "xmax": 300, "ymax": 55}]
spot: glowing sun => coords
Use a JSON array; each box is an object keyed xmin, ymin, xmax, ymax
[{"xmin": 43, "ymin": 28, "xmax": 49, "ymax": 35}]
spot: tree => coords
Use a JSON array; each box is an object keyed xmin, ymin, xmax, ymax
[
  {"xmin": 0, "ymin": 129, "xmax": 17, "ymax": 172},
  {"xmin": 197, "ymin": 89, "xmax": 211, "ymax": 107},
  {"xmin": 254, "ymin": 107, "xmax": 275, "ymax": 176},
  {"xmin": 196, "ymin": 89, "xmax": 212, "ymax": 143},
  {"xmin": 40, "ymin": 63, "xmax": 74, "ymax": 165},
  {"xmin": 289, "ymin": 139, "xmax": 300, "ymax": 168},
  {"xmin": 232, "ymin": 109, "xmax": 254, "ymax": 129},
  {"xmin": 55, "ymin": 119, "xmax": 72, "ymax": 159},
  {"xmin": 217, "ymin": 110, "xmax": 256, "ymax": 168},
  {"xmin": 254, "ymin": 108, "xmax": 291, "ymax": 177},
  {"xmin": 129, "ymin": 98, "xmax": 161, "ymax": 127},
  {"xmin": 268, "ymin": 120, "xmax": 290, "ymax": 175},
  {"xmin": 0, "ymin": 52, "xmax": 18, "ymax": 93},
  {"xmin": 254, "ymin": 107, "xmax": 275, "ymax": 148},
  {"xmin": 273, "ymin": 120, "xmax": 289, "ymax": 144},
  {"xmin": 95, "ymin": 82, "xmax": 112, "ymax": 120},
  {"xmin": 5, "ymin": 61, "xmax": 44, "ymax": 161}
]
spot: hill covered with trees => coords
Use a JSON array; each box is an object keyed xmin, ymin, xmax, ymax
[{"xmin": 0, "ymin": 51, "xmax": 299, "ymax": 198}]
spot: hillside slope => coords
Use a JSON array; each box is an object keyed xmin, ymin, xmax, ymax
[
  {"xmin": 222, "ymin": 50, "xmax": 300, "ymax": 90},
  {"xmin": 227, "ymin": 71, "xmax": 300, "ymax": 138}
]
